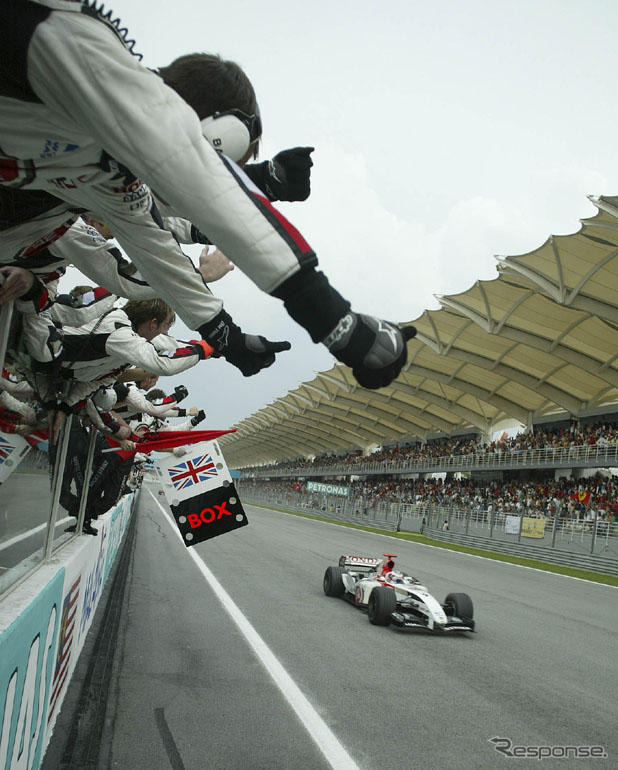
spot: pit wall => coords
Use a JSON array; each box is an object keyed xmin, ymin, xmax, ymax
[{"xmin": 0, "ymin": 493, "xmax": 135, "ymax": 770}]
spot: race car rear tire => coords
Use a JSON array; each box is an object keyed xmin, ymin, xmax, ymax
[
  {"xmin": 444, "ymin": 592, "xmax": 473, "ymax": 621},
  {"xmin": 367, "ymin": 587, "xmax": 396, "ymax": 626},
  {"xmin": 323, "ymin": 566, "xmax": 345, "ymax": 597}
]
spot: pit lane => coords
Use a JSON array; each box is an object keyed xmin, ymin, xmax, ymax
[{"xmin": 80, "ymin": 487, "xmax": 618, "ymax": 768}]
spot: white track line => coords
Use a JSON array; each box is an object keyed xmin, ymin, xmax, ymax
[
  {"xmin": 0, "ymin": 516, "xmax": 72, "ymax": 553},
  {"xmin": 148, "ymin": 489, "xmax": 360, "ymax": 770}
]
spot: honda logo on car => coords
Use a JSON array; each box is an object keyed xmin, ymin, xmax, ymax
[{"xmin": 306, "ymin": 481, "xmax": 350, "ymax": 497}]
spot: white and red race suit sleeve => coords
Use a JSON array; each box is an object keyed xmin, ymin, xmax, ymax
[
  {"xmin": 123, "ymin": 385, "xmax": 182, "ymax": 419},
  {"xmin": 67, "ymin": 324, "xmax": 203, "ymax": 383},
  {"xmin": 0, "ymin": 370, "xmax": 35, "ymax": 402},
  {"xmin": 5, "ymin": 219, "xmax": 158, "ymax": 302},
  {"xmin": 48, "ymin": 220, "xmax": 158, "ymax": 301},
  {"xmin": 23, "ymin": 10, "xmax": 316, "ymax": 331}
]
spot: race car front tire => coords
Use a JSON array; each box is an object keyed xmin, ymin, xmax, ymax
[
  {"xmin": 444, "ymin": 592, "xmax": 474, "ymax": 621},
  {"xmin": 323, "ymin": 566, "xmax": 345, "ymax": 597},
  {"xmin": 367, "ymin": 587, "xmax": 396, "ymax": 626}
]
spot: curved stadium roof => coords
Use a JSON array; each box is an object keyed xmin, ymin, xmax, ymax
[{"xmin": 220, "ymin": 195, "xmax": 618, "ymax": 468}]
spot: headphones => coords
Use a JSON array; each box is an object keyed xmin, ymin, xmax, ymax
[
  {"xmin": 200, "ymin": 106, "xmax": 262, "ymax": 162},
  {"xmin": 93, "ymin": 386, "xmax": 117, "ymax": 411}
]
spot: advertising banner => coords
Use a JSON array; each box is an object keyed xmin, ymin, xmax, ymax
[
  {"xmin": 0, "ymin": 570, "xmax": 62, "ymax": 770},
  {"xmin": 0, "ymin": 495, "xmax": 134, "ymax": 769},
  {"xmin": 306, "ymin": 481, "xmax": 350, "ymax": 497}
]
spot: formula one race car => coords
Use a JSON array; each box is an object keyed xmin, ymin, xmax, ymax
[{"xmin": 323, "ymin": 553, "xmax": 475, "ymax": 633}]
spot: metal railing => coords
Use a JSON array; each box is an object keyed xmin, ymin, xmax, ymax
[
  {"xmin": 240, "ymin": 443, "xmax": 618, "ymax": 479},
  {"xmin": 0, "ymin": 302, "xmax": 12, "ymax": 374},
  {"xmin": 1, "ymin": 302, "xmax": 104, "ymax": 598},
  {"xmin": 0, "ymin": 417, "xmax": 97, "ymax": 597}
]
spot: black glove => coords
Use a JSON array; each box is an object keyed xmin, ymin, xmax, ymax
[
  {"xmin": 323, "ymin": 314, "xmax": 417, "ymax": 390},
  {"xmin": 271, "ymin": 266, "xmax": 414, "ymax": 389},
  {"xmin": 191, "ymin": 409, "xmax": 206, "ymax": 427},
  {"xmin": 198, "ymin": 310, "xmax": 291, "ymax": 376},
  {"xmin": 173, "ymin": 384, "xmax": 189, "ymax": 403},
  {"xmin": 113, "ymin": 381, "xmax": 130, "ymax": 402},
  {"xmin": 245, "ymin": 147, "xmax": 314, "ymax": 201}
]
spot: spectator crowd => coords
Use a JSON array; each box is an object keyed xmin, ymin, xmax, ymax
[
  {"xmin": 239, "ymin": 420, "xmax": 618, "ymax": 525},
  {"xmin": 241, "ymin": 419, "xmax": 618, "ymax": 475},
  {"xmin": 242, "ymin": 473, "xmax": 618, "ymax": 524}
]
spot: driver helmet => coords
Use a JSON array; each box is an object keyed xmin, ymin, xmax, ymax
[{"xmin": 388, "ymin": 570, "xmax": 404, "ymax": 584}]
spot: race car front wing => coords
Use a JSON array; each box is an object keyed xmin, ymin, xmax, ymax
[{"xmin": 390, "ymin": 611, "xmax": 475, "ymax": 632}]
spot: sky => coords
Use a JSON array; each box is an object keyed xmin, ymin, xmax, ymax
[{"xmin": 61, "ymin": 0, "xmax": 618, "ymax": 431}]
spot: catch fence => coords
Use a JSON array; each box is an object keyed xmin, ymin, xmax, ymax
[{"xmin": 238, "ymin": 486, "xmax": 618, "ymax": 576}]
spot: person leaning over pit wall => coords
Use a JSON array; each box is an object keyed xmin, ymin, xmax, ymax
[
  {"xmin": 26, "ymin": 297, "xmax": 210, "ymax": 442},
  {"xmin": 0, "ymin": 237, "xmax": 243, "ymax": 411},
  {"xmin": 141, "ymin": 387, "xmax": 205, "ymax": 433},
  {"xmin": 0, "ymin": 2, "xmax": 416, "ymax": 392},
  {"xmin": 129, "ymin": 388, "xmax": 207, "ymax": 458},
  {"xmin": 104, "ymin": 378, "xmax": 198, "ymax": 425},
  {"xmin": 124, "ymin": 387, "xmax": 206, "ymax": 458}
]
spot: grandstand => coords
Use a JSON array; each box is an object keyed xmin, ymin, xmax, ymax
[
  {"xmin": 218, "ymin": 197, "xmax": 618, "ymax": 569},
  {"xmin": 220, "ymin": 194, "xmax": 618, "ymax": 469}
]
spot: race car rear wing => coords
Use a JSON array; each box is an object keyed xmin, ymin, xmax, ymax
[{"xmin": 338, "ymin": 555, "xmax": 380, "ymax": 572}]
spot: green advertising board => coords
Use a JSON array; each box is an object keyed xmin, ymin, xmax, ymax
[{"xmin": 306, "ymin": 480, "xmax": 350, "ymax": 497}]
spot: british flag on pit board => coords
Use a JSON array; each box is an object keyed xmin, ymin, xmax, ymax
[
  {"xmin": 0, "ymin": 430, "xmax": 31, "ymax": 484},
  {"xmin": 168, "ymin": 453, "xmax": 218, "ymax": 491},
  {"xmin": 157, "ymin": 440, "xmax": 233, "ymax": 505}
]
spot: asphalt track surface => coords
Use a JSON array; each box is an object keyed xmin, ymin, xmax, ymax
[{"xmin": 86, "ymin": 484, "xmax": 618, "ymax": 768}]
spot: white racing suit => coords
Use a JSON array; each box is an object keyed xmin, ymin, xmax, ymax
[
  {"xmin": 12, "ymin": 282, "xmax": 120, "ymax": 386},
  {"xmin": 128, "ymin": 410, "xmax": 200, "ymax": 458},
  {"xmin": 9, "ymin": 218, "xmax": 155, "ymax": 300},
  {"xmin": 110, "ymin": 383, "xmax": 189, "ymax": 422},
  {"xmin": 0, "ymin": 0, "xmax": 314, "ymax": 333},
  {"xmin": 46, "ymin": 308, "xmax": 203, "ymax": 406},
  {"xmin": 0, "ymin": 388, "xmax": 37, "ymax": 424},
  {"xmin": 1, "ymin": 368, "xmax": 35, "ymax": 401},
  {"xmin": 128, "ymin": 411, "xmax": 196, "ymax": 436},
  {"xmin": 0, "ymin": 0, "xmax": 413, "ymax": 390}
]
